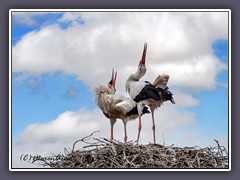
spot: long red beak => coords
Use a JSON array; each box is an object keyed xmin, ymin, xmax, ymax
[
  {"xmin": 139, "ymin": 43, "xmax": 147, "ymax": 65},
  {"xmin": 113, "ymin": 70, "xmax": 117, "ymax": 89},
  {"xmin": 109, "ymin": 69, "xmax": 117, "ymax": 90}
]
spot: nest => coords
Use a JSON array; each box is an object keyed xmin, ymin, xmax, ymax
[{"xmin": 45, "ymin": 132, "xmax": 228, "ymax": 169}]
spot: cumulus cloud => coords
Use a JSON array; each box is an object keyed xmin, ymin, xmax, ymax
[
  {"xmin": 17, "ymin": 108, "xmax": 99, "ymax": 144},
  {"xmin": 12, "ymin": 11, "xmax": 228, "ymax": 93},
  {"xmin": 149, "ymin": 54, "xmax": 227, "ymax": 92},
  {"xmin": 169, "ymin": 90, "xmax": 200, "ymax": 107},
  {"xmin": 16, "ymin": 105, "xmax": 196, "ymax": 145}
]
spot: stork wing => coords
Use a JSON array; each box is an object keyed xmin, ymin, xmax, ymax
[
  {"xmin": 113, "ymin": 95, "xmax": 136, "ymax": 115},
  {"xmin": 153, "ymin": 74, "xmax": 170, "ymax": 88},
  {"xmin": 115, "ymin": 101, "xmax": 135, "ymax": 114}
]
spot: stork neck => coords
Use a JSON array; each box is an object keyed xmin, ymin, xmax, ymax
[
  {"xmin": 137, "ymin": 66, "xmax": 146, "ymax": 80},
  {"xmin": 125, "ymin": 66, "xmax": 146, "ymax": 93},
  {"xmin": 129, "ymin": 68, "xmax": 146, "ymax": 81}
]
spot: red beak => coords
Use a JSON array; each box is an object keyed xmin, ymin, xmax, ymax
[
  {"xmin": 108, "ymin": 69, "xmax": 117, "ymax": 90},
  {"xmin": 113, "ymin": 70, "xmax": 117, "ymax": 89},
  {"xmin": 139, "ymin": 43, "xmax": 147, "ymax": 65}
]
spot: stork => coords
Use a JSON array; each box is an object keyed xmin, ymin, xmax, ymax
[
  {"xmin": 95, "ymin": 69, "xmax": 150, "ymax": 143},
  {"xmin": 125, "ymin": 43, "xmax": 175, "ymax": 144}
]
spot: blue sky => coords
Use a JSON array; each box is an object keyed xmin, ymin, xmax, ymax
[
  {"xmin": 191, "ymin": 40, "xmax": 228, "ymax": 136},
  {"xmin": 11, "ymin": 12, "xmax": 229, "ymax": 164},
  {"xmin": 12, "ymin": 72, "xmax": 95, "ymax": 140}
]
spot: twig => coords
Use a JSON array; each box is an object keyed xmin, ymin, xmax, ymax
[
  {"xmin": 71, "ymin": 130, "xmax": 100, "ymax": 153},
  {"xmin": 44, "ymin": 136, "xmax": 229, "ymax": 169}
]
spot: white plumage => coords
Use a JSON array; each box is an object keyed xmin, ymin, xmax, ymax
[
  {"xmin": 126, "ymin": 80, "xmax": 147, "ymax": 99},
  {"xmin": 95, "ymin": 70, "xmax": 149, "ymax": 143}
]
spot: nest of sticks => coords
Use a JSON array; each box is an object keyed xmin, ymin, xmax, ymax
[{"xmin": 44, "ymin": 131, "xmax": 228, "ymax": 169}]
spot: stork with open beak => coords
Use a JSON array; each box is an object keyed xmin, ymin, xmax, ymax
[
  {"xmin": 125, "ymin": 43, "xmax": 175, "ymax": 144},
  {"xmin": 95, "ymin": 69, "xmax": 150, "ymax": 143}
]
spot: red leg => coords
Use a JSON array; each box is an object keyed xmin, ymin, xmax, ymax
[
  {"xmin": 124, "ymin": 123, "xmax": 127, "ymax": 143},
  {"xmin": 136, "ymin": 116, "xmax": 142, "ymax": 145},
  {"xmin": 110, "ymin": 119, "xmax": 116, "ymax": 143},
  {"xmin": 152, "ymin": 111, "xmax": 156, "ymax": 144},
  {"xmin": 110, "ymin": 125, "xmax": 114, "ymax": 143},
  {"xmin": 124, "ymin": 135, "xmax": 127, "ymax": 143},
  {"xmin": 110, "ymin": 127, "xmax": 113, "ymax": 142}
]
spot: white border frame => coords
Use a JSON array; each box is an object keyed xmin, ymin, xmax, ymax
[{"xmin": 9, "ymin": 9, "xmax": 231, "ymax": 171}]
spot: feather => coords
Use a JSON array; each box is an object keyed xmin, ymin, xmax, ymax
[
  {"xmin": 95, "ymin": 85, "xmax": 149, "ymax": 120},
  {"xmin": 134, "ymin": 84, "xmax": 161, "ymax": 102},
  {"xmin": 126, "ymin": 105, "xmax": 150, "ymax": 116},
  {"xmin": 126, "ymin": 80, "xmax": 148, "ymax": 99},
  {"xmin": 153, "ymin": 74, "xmax": 170, "ymax": 88}
]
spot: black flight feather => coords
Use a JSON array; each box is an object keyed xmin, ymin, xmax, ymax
[
  {"xmin": 134, "ymin": 84, "xmax": 161, "ymax": 102},
  {"xmin": 126, "ymin": 105, "xmax": 150, "ymax": 116}
]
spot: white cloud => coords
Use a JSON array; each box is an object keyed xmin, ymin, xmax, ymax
[
  {"xmin": 171, "ymin": 90, "xmax": 200, "ymax": 107},
  {"xmin": 12, "ymin": 11, "xmax": 228, "ymax": 93},
  {"xmin": 149, "ymin": 54, "xmax": 227, "ymax": 92},
  {"xmin": 17, "ymin": 108, "xmax": 99, "ymax": 144},
  {"xmin": 15, "ymin": 106, "xmax": 196, "ymax": 145}
]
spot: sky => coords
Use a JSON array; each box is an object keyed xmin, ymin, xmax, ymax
[{"xmin": 10, "ymin": 11, "xmax": 229, "ymax": 168}]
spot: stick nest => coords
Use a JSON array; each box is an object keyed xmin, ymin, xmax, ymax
[{"xmin": 46, "ymin": 132, "xmax": 228, "ymax": 169}]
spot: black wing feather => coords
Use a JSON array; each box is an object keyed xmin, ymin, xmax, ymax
[
  {"xmin": 126, "ymin": 105, "xmax": 150, "ymax": 116},
  {"xmin": 134, "ymin": 84, "xmax": 161, "ymax": 102}
]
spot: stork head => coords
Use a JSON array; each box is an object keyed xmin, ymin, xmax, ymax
[{"xmin": 108, "ymin": 69, "xmax": 117, "ymax": 93}]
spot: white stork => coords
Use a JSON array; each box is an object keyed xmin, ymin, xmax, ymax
[
  {"xmin": 95, "ymin": 69, "xmax": 150, "ymax": 143},
  {"xmin": 125, "ymin": 43, "xmax": 175, "ymax": 144}
]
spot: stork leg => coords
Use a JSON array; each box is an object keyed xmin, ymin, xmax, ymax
[
  {"xmin": 110, "ymin": 126, "xmax": 114, "ymax": 143},
  {"xmin": 151, "ymin": 109, "xmax": 156, "ymax": 144},
  {"xmin": 136, "ymin": 115, "xmax": 142, "ymax": 145},
  {"xmin": 110, "ymin": 119, "xmax": 116, "ymax": 143},
  {"xmin": 136, "ymin": 103, "xmax": 144, "ymax": 145},
  {"xmin": 123, "ymin": 119, "xmax": 128, "ymax": 143}
]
